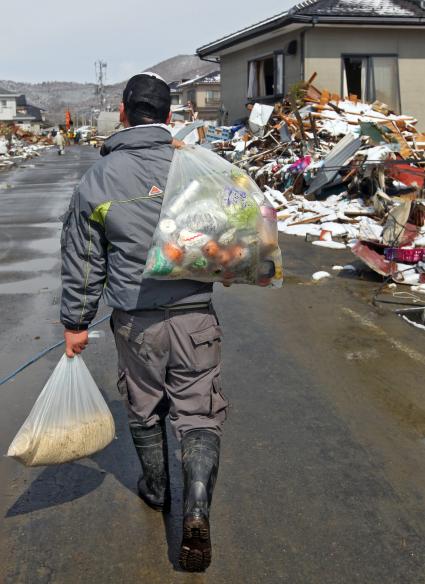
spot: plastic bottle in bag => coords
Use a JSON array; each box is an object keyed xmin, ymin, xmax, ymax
[{"xmin": 144, "ymin": 145, "xmax": 283, "ymax": 288}]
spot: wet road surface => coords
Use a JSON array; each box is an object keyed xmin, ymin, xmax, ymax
[{"xmin": 1, "ymin": 147, "xmax": 425, "ymax": 583}]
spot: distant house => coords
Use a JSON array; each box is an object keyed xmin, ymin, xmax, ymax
[
  {"xmin": 0, "ymin": 87, "xmax": 44, "ymax": 132},
  {"xmin": 171, "ymin": 71, "xmax": 221, "ymax": 121},
  {"xmin": 15, "ymin": 95, "xmax": 44, "ymax": 133},
  {"xmin": 197, "ymin": 0, "xmax": 425, "ymax": 127},
  {"xmin": 169, "ymin": 81, "xmax": 182, "ymax": 107},
  {"xmin": 97, "ymin": 111, "xmax": 121, "ymax": 136},
  {"xmin": 0, "ymin": 87, "xmax": 19, "ymax": 122}
]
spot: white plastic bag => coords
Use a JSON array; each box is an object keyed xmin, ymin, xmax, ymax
[
  {"xmin": 144, "ymin": 146, "xmax": 283, "ymax": 287},
  {"xmin": 7, "ymin": 354, "xmax": 115, "ymax": 466}
]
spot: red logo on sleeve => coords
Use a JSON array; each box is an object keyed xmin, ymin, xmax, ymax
[{"xmin": 149, "ymin": 185, "xmax": 163, "ymax": 196}]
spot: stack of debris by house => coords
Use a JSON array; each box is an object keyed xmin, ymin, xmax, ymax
[
  {"xmin": 0, "ymin": 124, "xmax": 53, "ymax": 170},
  {"xmin": 207, "ymin": 74, "xmax": 425, "ymax": 287}
]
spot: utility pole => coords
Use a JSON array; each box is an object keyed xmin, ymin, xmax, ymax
[{"xmin": 94, "ymin": 60, "xmax": 107, "ymax": 111}]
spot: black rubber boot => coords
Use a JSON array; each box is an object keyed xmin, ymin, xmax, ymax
[
  {"xmin": 179, "ymin": 430, "xmax": 220, "ymax": 572},
  {"xmin": 129, "ymin": 421, "xmax": 169, "ymax": 512}
]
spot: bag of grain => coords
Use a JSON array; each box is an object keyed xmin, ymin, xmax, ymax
[{"xmin": 7, "ymin": 354, "xmax": 115, "ymax": 466}]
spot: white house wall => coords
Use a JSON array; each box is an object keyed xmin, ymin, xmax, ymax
[
  {"xmin": 304, "ymin": 27, "xmax": 425, "ymax": 129},
  {"xmin": 220, "ymin": 30, "xmax": 302, "ymax": 123},
  {"xmin": 0, "ymin": 97, "xmax": 17, "ymax": 121}
]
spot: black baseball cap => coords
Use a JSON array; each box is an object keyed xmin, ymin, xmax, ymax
[{"xmin": 123, "ymin": 73, "xmax": 171, "ymax": 123}]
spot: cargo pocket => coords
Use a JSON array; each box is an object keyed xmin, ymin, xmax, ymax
[
  {"xmin": 117, "ymin": 370, "xmax": 130, "ymax": 400},
  {"xmin": 60, "ymin": 208, "xmax": 72, "ymax": 249},
  {"xmin": 210, "ymin": 375, "xmax": 229, "ymax": 420},
  {"xmin": 113, "ymin": 311, "xmax": 147, "ymax": 358},
  {"xmin": 189, "ymin": 324, "xmax": 222, "ymax": 372}
]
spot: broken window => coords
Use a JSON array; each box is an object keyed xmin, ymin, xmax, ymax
[
  {"xmin": 343, "ymin": 55, "xmax": 401, "ymax": 112},
  {"xmin": 343, "ymin": 57, "xmax": 368, "ymax": 101},
  {"xmin": 187, "ymin": 89, "xmax": 196, "ymax": 107},
  {"xmin": 247, "ymin": 52, "xmax": 285, "ymax": 99},
  {"xmin": 371, "ymin": 57, "xmax": 401, "ymax": 113},
  {"xmin": 205, "ymin": 90, "xmax": 221, "ymax": 104}
]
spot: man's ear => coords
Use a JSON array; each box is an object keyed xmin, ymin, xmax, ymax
[
  {"xmin": 165, "ymin": 111, "xmax": 172, "ymax": 125},
  {"xmin": 119, "ymin": 102, "xmax": 128, "ymax": 125}
]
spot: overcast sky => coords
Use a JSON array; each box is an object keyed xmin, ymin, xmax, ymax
[{"xmin": 1, "ymin": 0, "xmax": 295, "ymax": 84}]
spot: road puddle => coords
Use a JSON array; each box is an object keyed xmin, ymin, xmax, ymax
[
  {"xmin": 0, "ymin": 257, "xmax": 59, "ymax": 273},
  {"xmin": 27, "ymin": 237, "xmax": 59, "ymax": 254},
  {"xmin": 0, "ymin": 274, "xmax": 59, "ymax": 294}
]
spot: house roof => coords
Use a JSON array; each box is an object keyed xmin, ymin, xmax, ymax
[
  {"xmin": 16, "ymin": 104, "xmax": 44, "ymax": 122},
  {"xmin": 296, "ymin": 0, "xmax": 425, "ymax": 16},
  {"xmin": 0, "ymin": 86, "xmax": 19, "ymax": 96},
  {"xmin": 197, "ymin": 0, "xmax": 425, "ymax": 56},
  {"xmin": 177, "ymin": 70, "xmax": 221, "ymax": 88}
]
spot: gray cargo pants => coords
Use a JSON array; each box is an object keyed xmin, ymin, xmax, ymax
[{"xmin": 112, "ymin": 305, "xmax": 228, "ymax": 439}]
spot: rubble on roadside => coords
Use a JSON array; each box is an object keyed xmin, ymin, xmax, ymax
[
  {"xmin": 0, "ymin": 124, "xmax": 53, "ymax": 170},
  {"xmin": 207, "ymin": 74, "xmax": 425, "ymax": 287}
]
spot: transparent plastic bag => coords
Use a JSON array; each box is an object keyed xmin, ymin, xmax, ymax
[
  {"xmin": 7, "ymin": 354, "xmax": 115, "ymax": 466},
  {"xmin": 144, "ymin": 146, "xmax": 283, "ymax": 287}
]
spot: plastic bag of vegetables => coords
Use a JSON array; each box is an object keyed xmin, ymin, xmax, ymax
[{"xmin": 144, "ymin": 146, "xmax": 283, "ymax": 287}]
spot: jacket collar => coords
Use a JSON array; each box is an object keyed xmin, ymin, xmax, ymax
[{"xmin": 100, "ymin": 124, "xmax": 172, "ymax": 157}]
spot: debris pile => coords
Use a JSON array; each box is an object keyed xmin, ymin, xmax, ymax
[
  {"xmin": 0, "ymin": 124, "xmax": 53, "ymax": 170},
  {"xmin": 209, "ymin": 74, "xmax": 425, "ymax": 285}
]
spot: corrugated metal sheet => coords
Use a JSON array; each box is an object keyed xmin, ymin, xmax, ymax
[{"xmin": 306, "ymin": 133, "xmax": 362, "ymax": 196}]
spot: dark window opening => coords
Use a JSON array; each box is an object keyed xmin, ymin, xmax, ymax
[
  {"xmin": 263, "ymin": 58, "xmax": 274, "ymax": 96},
  {"xmin": 342, "ymin": 54, "xmax": 401, "ymax": 112},
  {"xmin": 247, "ymin": 52, "xmax": 284, "ymax": 99},
  {"xmin": 344, "ymin": 57, "xmax": 364, "ymax": 100}
]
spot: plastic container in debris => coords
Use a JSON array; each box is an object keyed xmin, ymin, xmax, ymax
[
  {"xmin": 144, "ymin": 145, "xmax": 283, "ymax": 288},
  {"xmin": 384, "ymin": 247, "xmax": 425, "ymax": 263}
]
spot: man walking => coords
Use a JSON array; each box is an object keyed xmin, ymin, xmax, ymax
[
  {"xmin": 55, "ymin": 130, "xmax": 65, "ymax": 155},
  {"xmin": 60, "ymin": 73, "xmax": 228, "ymax": 572}
]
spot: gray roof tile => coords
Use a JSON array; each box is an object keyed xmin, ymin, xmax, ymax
[{"xmin": 296, "ymin": 0, "xmax": 425, "ymax": 17}]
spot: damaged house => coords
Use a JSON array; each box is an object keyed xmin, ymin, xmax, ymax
[
  {"xmin": 197, "ymin": 0, "xmax": 425, "ymax": 128},
  {"xmin": 170, "ymin": 71, "xmax": 221, "ymax": 121},
  {"xmin": 0, "ymin": 87, "xmax": 44, "ymax": 133}
]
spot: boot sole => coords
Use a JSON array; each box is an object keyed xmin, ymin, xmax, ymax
[{"xmin": 179, "ymin": 515, "xmax": 211, "ymax": 572}]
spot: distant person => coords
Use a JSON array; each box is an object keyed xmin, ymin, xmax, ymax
[
  {"xmin": 74, "ymin": 130, "xmax": 81, "ymax": 145},
  {"xmin": 60, "ymin": 73, "xmax": 227, "ymax": 573},
  {"xmin": 55, "ymin": 131, "xmax": 65, "ymax": 155}
]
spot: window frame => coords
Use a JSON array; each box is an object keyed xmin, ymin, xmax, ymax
[
  {"xmin": 340, "ymin": 53, "xmax": 401, "ymax": 112},
  {"xmin": 246, "ymin": 50, "xmax": 285, "ymax": 101},
  {"xmin": 205, "ymin": 90, "xmax": 221, "ymax": 105}
]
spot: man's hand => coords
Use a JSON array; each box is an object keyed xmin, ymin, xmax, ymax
[
  {"xmin": 172, "ymin": 138, "xmax": 185, "ymax": 149},
  {"xmin": 64, "ymin": 329, "xmax": 89, "ymax": 358}
]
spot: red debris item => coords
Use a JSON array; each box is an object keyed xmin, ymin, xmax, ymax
[
  {"xmin": 398, "ymin": 222, "xmax": 420, "ymax": 247},
  {"xmin": 352, "ymin": 240, "xmax": 396, "ymax": 276},
  {"xmin": 388, "ymin": 161, "xmax": 425, "ymax": 189},
  {"xmin": 384, "ymin": 247, "xmax": 425, "ymax": 263}
]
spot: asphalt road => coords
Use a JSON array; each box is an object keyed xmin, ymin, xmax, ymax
[{"xmin": 1, "ymin": 146, "xmax": 425, "ymax": 584}]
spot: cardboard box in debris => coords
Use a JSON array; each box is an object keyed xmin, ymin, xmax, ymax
[
  {"xmin": 0, "ymin": 124, "xmax": 54, "ymax": 170},
  {"xmin": 203, "ymin": 73, "xmax": 425, "ymax": 289}
]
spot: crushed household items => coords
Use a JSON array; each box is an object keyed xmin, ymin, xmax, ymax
[
  {"xmin": 207, "ymin": 74, "xmax": 425, "ymax": 286},
  {"xmin": 0, "ymin": 124, "xmax": 53, "ymax": 170}
]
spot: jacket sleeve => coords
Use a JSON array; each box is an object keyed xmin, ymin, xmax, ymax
[{"xmin": 60, "ymin": 182, "xmax": 108, "ymax": 331}]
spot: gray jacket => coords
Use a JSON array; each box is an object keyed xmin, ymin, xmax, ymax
[{"xmin": 60, "ymin": 125, "xmax": 212, "ymax": 331}]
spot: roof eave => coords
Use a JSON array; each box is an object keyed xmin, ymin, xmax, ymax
[
  {"xmin": 310, "ymin": 15, "xmax": 425, "ymax": 25},
  {"xmin": 197, "ymin": 15, "xmax": 297, "ymax": 56},
  {"xmin": 197, "ymin": 14, "xmax": 425, "ymax": 57}
]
